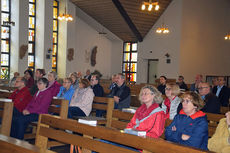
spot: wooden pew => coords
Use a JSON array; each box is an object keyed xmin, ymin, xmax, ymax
[
  {"xmin": 0, "ymin": 86, "xmax": 17, "ymax": 92},
  {"xmin": 77, "ymin": 97, "xmax": 114, "ymax": 127},
  {"xmin": 0, "ymin": 100, "xmax": 13, "ymax": 136},
  {"xmin": 110, "ymin": 109, "xmax": 133, "ymax": 130},
  {"xmin": 36, "ymin": 114, "xmax": 210, "ymax": 153},
  {"xmin": 0, "ymin": 134, "xmax": 40, "ymax": 153},
  {"xmin": 206, "ymin": 113, "xmax": 225, "ymax": 137},
  {"xmin": 24, "ymin": 98, "xmax": 69, "ymax": 140},
  {"xmin": 220, "ymin": 106, "xmax": 229, "ymax": 114}
]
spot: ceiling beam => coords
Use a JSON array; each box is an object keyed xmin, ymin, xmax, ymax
[{"xmin": 112, "ymin": 0, "xmax": 143, "ymax": 42}]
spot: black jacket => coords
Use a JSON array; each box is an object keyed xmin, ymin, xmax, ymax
[
  {"xmin": 212, "ymin": 86, "xmax": 230, "ymax": 106},
  {"xmin": 201, "ymin": 93, "xmax": 220, "ymax": 114}
]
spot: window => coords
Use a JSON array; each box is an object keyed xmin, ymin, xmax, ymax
[
  {"xmin": 1, "ymin": 0, "xmax": 11, "ymax": 79},
  {"xmin": 122, "ymin": 42, "xmax": 138, "ymax": 82},
  {"xmin": 28, "ymin": 0, "xmax": 36, "ymax": 71},
  {"xmin": 52, "ymin": 0, "xmax": 59, "ymax": 72}
]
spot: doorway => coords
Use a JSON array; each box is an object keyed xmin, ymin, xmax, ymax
[{"xmin": 147, "ymin": 59, "xmax": 159, "ymax": 84}]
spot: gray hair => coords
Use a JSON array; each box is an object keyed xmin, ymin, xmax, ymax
[
  {"xmin": 49, "ymin": 71, "xmax": 57, "ymax": 80},
  {"xmin": 139, "ymin": 85, "xmax": 163, "ymax": 104},
  {"xmin": 117, "ymin": 73, "xmax": 125, "ymax": 80}
]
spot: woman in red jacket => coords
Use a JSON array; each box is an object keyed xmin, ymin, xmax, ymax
[{"xmin": 126, "ymin": 85, "xmax": 166, "ymax": 138}]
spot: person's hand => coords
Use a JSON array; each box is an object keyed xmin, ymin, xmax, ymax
[
  {"xmin": 22, "ymin": 109, "xmax": 30, "ymax": 115},
  {"xmin": 172, "ymin": 126, "xmax": 176, "ymax": 131},
  {"xmin": 225, "ymin": 111, "xmax": 230, "ymax": 126},
  {"xmin": 181, "ymin": 134, "xmax": 190, "ymax": 140},
  {"xmin": 114, "ymin": 96, "xmax": 120, "ymax": 104}
]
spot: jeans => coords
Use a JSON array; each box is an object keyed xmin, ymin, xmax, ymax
[
  {"xmin": 10, "ymin": 113, "xmax": 39, "ymax": 140},
  {"xmin": 68, "ymin": 107, "xmax": 86, "ymax": 119}
]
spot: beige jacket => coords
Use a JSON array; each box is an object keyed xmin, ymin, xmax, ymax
[{"xmin": 70, "ymin": 87, "xmax": 94, "ymax": 116}]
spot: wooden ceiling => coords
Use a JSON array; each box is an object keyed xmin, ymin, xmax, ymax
[{"xmin": 71, "ymin": 0, "xmax": 172, "ymax": 42}]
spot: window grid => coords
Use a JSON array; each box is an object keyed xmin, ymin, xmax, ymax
[
  {"xmin": 122, "ymin": 42, "xmax": 138, "ymax": 82},
  {"xmin": 1, "ymin": 0, "xmax": 11, "ymax": 79},
  {"xmin": 52, "ymin": 0, "xmax": 59, "ymax": 72},
  {"xmin": 28, "ymin": 0, "xmax": 36, "ymax": 71}
]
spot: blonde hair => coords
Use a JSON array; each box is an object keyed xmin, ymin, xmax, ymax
[
  {"xmin": 139, "ymin": 85, "xmax": 163, "ymax": 104},
  {"xmin": 166, "ymin": 83, "xmax": 180, "ymax": 96}
]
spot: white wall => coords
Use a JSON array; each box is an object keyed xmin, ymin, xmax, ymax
[
  {"xmin": 137, "ymin": 0, "xmax": 230, "ymax": 84},
  {"xmin": 62, "ymin": 3, "xmax": 123, "ymax": 79},
  {"xmin": 11, "ymin": 0, "xmax": 28, "ymax": 77},
  {"xmin": 137, "ymin": 0, "xmax": 183, "ymax": 83},
  {"xmin": 180, "ymin": 0, "xmax": 230, "ymax": 83}
]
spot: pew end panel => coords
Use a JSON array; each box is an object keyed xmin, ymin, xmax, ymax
[{"xmin": 0, "ymin": 100, "xmax": 13, "ymax": 136}]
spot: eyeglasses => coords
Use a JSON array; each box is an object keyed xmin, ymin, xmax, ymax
[
  {"xmin": 198, "ymin": 87, "xmax": 208, "ymax": 90},
  {"xmin": 90, "ymin": 79, "xmax": 96, "ymax": 81},
  {"xmin": 63, "ymin": 82, "xmax": 71, "ymax": 84},
  {"xmin": 165, "ymin": 88, "xmax": 171, "ymax": 91}
]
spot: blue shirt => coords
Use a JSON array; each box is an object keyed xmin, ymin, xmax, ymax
[
  {"xmin": 57, "ymin": 85, "xmax": 75, "ymax": 104},
  {"xmin": 216, "ymin": 85, "xmax": 223, "ymax": 97}
]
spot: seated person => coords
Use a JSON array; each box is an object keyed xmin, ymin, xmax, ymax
[
  {"xmin": 68, "ymin": 78, "xmax": 94, "ymax": 118},
  {"xmin": 162, "ymin": 83, "xmax": 181, "ymax": 120},
  {"xmin": 47, "ymin": 71, "xmax": 61, "ymax": 97},
  {"xmin": 30, "ymin": 69, "xmax": 46, "ymax": 95},
  {"xmin": 198, "ymin": 82, "xmax": 220, "ymax": 114},
  {"xmin": 157, "ymin": 76, "xmax": 167, "ymax": 95},
  {"xmin": 69, "ymin": 72, "xmax": 79, "ymax": 89},
  {"xmin": 24, "ymin": 69, "xmax": 34, "ymax": 88},
  {"xmin": 126, "ymin": 85, "xmax": 165, "ymax": 138},
  {"xmin": 212, "ymin": 76, "xmax": 230, "ymax": 106},
  {"xmin": 57, "ymin": 77, "xmax": 75, "ymax": 104},
  {"xmin": 9, "ymin": 77, "xmax": 32, "ymax": 116},
  {"xmin": 165, "ymin": 91, "xmax": 208, "ymax": 150},
  {"xmin": 109, "ymin": 74, "xmax": 117, "ymax": 90},
  {"xmin": 108, "ymin": 73, "xmax": 130, "ymax": 110},
  {"xmin": 190, "ymin": 74, "xmax": 203, "ymax": 92},
  {"xmin": 90, "ymin": 74, "xmax": 104, "ymax": 97},
  {"xmin": 176, "ymin": 75, "xmax": 188, "ymax": 91},
  {"xmin": 84, "ymin": 69, "xmax": 91, "ymax": 81},
  {"xmin": 208, "ymin": 111, "xmax": 230, "ymax": 153},
  {"xmin": 10, "ymin": 78, "xmax": 53, "ymax": 140},
  {"xmin": 9, "ymin": 72, "xmax": 20, "ymax": 87}
]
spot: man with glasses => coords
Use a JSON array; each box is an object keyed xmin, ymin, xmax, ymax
[
  {"xmin": 198, "ymin": 82, "xmax": 220, "ymax": 114},
  {"xmin": 9, "ymin": 77, "xmax": 32, "ymax": 116},
  {"xmin": 212, "ymin": 76, "xmax": 230, "ymax": 106}
]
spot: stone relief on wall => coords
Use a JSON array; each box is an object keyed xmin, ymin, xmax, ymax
[
  {"xmin": 19, "ymin": 44, "xmax": 28, "ymax": 59},
  {"xmin": 91, "ymin": 46, "xmax": 97, "ymax": 67},
  {"xmin": 67, "ymin": 48, "xmax": 74, "ymax": 61}
]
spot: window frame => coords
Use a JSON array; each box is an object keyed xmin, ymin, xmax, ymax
[
  {"xmin": 1, "ymin": 0, "xmax": 11, "ymax": 79},
  {"xmin": 122, "ymin": 42, "xmax": 138, "ymax": 83},
  {"xmin": 28, "ymin": 0, "xmax": 36, "ymax": 71}
]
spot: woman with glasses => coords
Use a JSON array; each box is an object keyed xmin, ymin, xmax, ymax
[
  {"xmin": 10, "ymin": 78, "xmax": 53, "ymax": 140},
  {"xmin": 68, "ymin": 78, "xmax": 94, "ymax": 118},
  {"xmin": 162, "ymin": 83, "xmax": 182, "ymax": 120},
  {"xmin": 165, "ymin": 91, "xmax": 208, "ymax": 150},
  {"xmin": 126, "ymin": 85, "xmax": 165, "ymax": 138},
  {"xmin": 57, "ymin": 77, "xmax": 75, "ymax": 104}
]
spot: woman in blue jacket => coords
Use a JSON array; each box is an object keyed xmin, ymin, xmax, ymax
[
  {"xmin": 165, "ymin": 91, "xmax": 208, "ymax": 150},
  {"xmin": 57, "ymin": 77, "xmax": 75, "ymax": 104}
]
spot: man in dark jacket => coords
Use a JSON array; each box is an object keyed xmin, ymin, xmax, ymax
[
  {"xmin": 176, "ymin": 75, "xmax": 188, "ymax": 91},
  {"xmin": 90, "ymin": 74, "xmax": 104, "ymax": 97},
  {"xmin": 108, "ymin": 73, "xmax": 130, "ymax": 110},
  {"xmin": 198, "ymin": 82, "xmax": 220, "ymax": 114},
  {"xmin": 212, "ymin": 76, "xmax": 230, "ymax": 106}
]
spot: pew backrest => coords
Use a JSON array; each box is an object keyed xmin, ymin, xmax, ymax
[
  {"xmin": 0, "ymin": 100, "xmax": 13, "ymax": 136},
  {"xmin": 35, "ymin": 114, "xmax": 210, "ymax": 153},
  {"xmin": 0, "ymin": 134, "xmax": 40, "ymax": 153}
]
